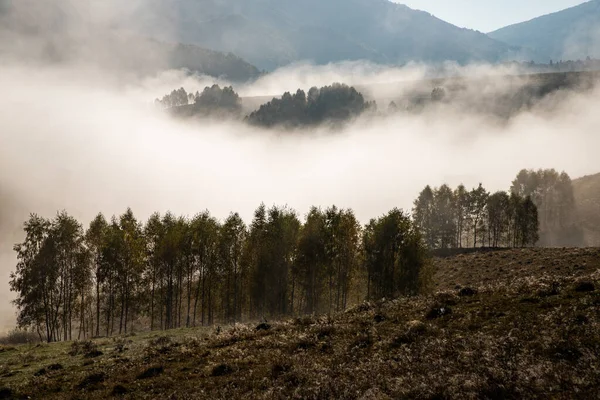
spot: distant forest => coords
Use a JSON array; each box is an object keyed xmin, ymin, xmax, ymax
[
  {"xmin": 9, "ymin": 170, "xmax": 549, "ymax": 342},
  {"xmin": 156, "ymin": 83, "xmax": 374, "ymax": 127},
  {"xmin": 413, "ymin": 169, "xmax": 580, "ymax": 250},
  {"xmin": 413, "ymin": 184, "xmax": 538, "ymax": 250},
  {"xmin": 156, "ymin": 68, "xmax": 600, "ymax": 126}
]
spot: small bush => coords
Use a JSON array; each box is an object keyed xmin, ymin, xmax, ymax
[
  {"xmin": 0, "ymin": 388, "xmax": 15, "ymax": 400},
  {"xmin": 426, "ymin": 305, "xmax": 452, "ymax": 320},
  {"xmin": 549, "ymin": 340, "xmax": 583, "ymax": 362},
  {"xmin": 211, "ymin": 363, "xmax": 233, "ymax": 377},
  {"xmin": 77, "ymin": 372, "xmax": 106, "ymax": 390},
  {"xmin": 314, "ymin": 325, "xmax": 335, "ymax": 339},
  {"xmin": 70, "ymin": 340, "xmax": 100, "ymax": 357},
  {"xmin": 574, "ymin": 281, "xmax": 595, "ymax": 292},
  {"xmin": 349, "ymin": 333, "xmax": 373, "ymax": 350},
  {"xmin": 0, "ymin": 329, "xmax": 40, "ymax": 345},
  {"xmin": 373, "ymin": 314, "xmax": 386, "ymax": 323},
  {"xmin": 255, "ymin": 322, "xmax": 271, "ymax": 331},
  {"xmin": 111, "ymin": 384, "xmax": 128, "ymax": 396},
  {"xmin": 146, "ymin": 335, "xmax": 175, "ymax": 355},
  {"xmin": 271, "ymin": 361, "xmax": 292, "ymax": 379},
  {"xmin": 390, "ymin": 321, "xmax": 427, "ymax": 347},
  {"xmin": 136, "ymin": 366, "xmax": 164, "ymax": 380},
  {"xmin": 294, "ymin": 316, "xmax": 315, "ymax": 327},
  {"xmin": 458, "ymin": 287, "xmax": 477, "ymax": 297},
  {"xmin": 113, "ymin": 338, "xmax": 128, "ymax": 353},
  {"xmin": 149, "ymin": 335, "xmax": 172, "ymax": 347}
]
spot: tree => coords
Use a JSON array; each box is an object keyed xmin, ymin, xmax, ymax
[
  {"xmin": 323, "ymin": 207, "xmax": 361, "ymax": 313},
  {"xmin": 364, "ymin": 209, "xmax": 428, "ymax": 300},
  {"xmin": 189, "ymin": 211, "xmax": 220, "ymax": 327},
  {"xmin": 10, "ymin": 215, "xmax": 53, "ymax": 341},
  {"xmin": 85, "ymin": 214, "xmax": 108, "ymax": 338},
  {"xmin": 117, "ymin": 208, "xmax": 146, "ymax": 334},
  {"xmin": 433, "ymin": 185, "xmax": 456, "ymax": 249},
  {"xmin": 295, "ymin": 207, "xmax": 327, "ymax": 314},
  {"xmin": 454, "ymin": 184, "xmax": 469, "ymax": 248},
  {"xmin": 412, "ymin": 186, "xmax": 436, "ymax": 249},
  {"xmin": 218, "ymin": 213, "xmax": 246, "ymax": 323},
  {"xmin": 11, "ymin": 212, "xmax": 90, "ymax": 342},
  {"xmin": 156, "ymin": 87, "xmax": 189, "ymax": 108},
  {"xmin": 486, "ymin": 191, "xmax": 510, "ymax": 247},
  {"xmin": 469, "ymin": 184, "xmax": 489, "ymax": 248}
]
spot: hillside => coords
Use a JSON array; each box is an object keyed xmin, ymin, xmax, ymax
[
  {"xmin": 489, "ymin": 0, "xmax": 600, "ymax": 62},
  {"xmin": 0, "ymin": 1, "xmax": 262, "ymax": 82},
  {"xmin": 135, "ymin": 0, "xmax": 527, "ymax": 70},
  {"xmin": 573, "ymin": 172, "xmax": 600, "ymax": 246},
  {"xmin": 1, "ymin": 248, "xmax": 598, "ymax": 399}
]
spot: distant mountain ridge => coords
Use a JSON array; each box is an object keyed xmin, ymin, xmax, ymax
[
  {"xmin": 0, "ymin": 0, "xmax": 262, "ymax": 82},
  {"xmin": 489, "ymin": 0, "xmax": 600, "ymax": 62},
  {"xmin": 134, "ymin": 0, "xmax": 528, "ymax": 70}
]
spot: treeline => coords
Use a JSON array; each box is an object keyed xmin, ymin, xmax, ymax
[
  {"xmin": 511, "ymin": 169, "xmax": 582, "ymax": 246},
  {"xmin": 156, "ymin": 83, "xmax": 375, "ymax": 127},
  {"xmin": 155, "ymin": 85, "xmax": 242, "ymax": 117},
  {"xmin": 413, "ymin": 183, "xmax": 539, "ymax": 250},
  {"xmin": 10, "ymin": 205, "xmax": 426, "ymax": 342},
  {"xmin": 246, "ymin": 83, "xmax": 376, "ymax": 128}
]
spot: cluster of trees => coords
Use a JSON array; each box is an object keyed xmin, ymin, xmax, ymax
[
  {"xmin": 155, "ymin": 83, "xmax": 379, "ymax": 126},
  {"xmin": 511, "ymin": 169, "xmax": 582, "ymax": 246},
  {"xmin": 155, "ymin": 87, "xmax": 192, "ymax": 108},
  {"xmin": 10, "ymin": 205, "xmax": 427, "ymax": 342},
  {"xmin": 246, "ymin": 83, "xmax": 376, "ymax": 127},
  {"xmin": 155, "ymin": 85, "xmax": 242, "ymax": 116},
  {"xmin": 412, "ymin": 183, "xmax": 539, "ymax": 250}
]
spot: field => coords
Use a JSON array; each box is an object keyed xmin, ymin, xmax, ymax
[{"xmin": 0, "ymin": 248, "xmax": 599, "ymax": 399}]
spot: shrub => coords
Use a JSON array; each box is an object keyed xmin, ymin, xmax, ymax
[
  {"xmin": 211, "ymin": 363, "xmax": 234, "ymax": 377},
  {"xmin": 0, "ymin": 329, "xmax": 40, "ymax": 345},
  {"xmin": 136, "ymin": 366, "xmax": 164, "ymax": 380},
  {"xmin": 574, "ymin": 281, "xmax": 595, "ymax": 292}
]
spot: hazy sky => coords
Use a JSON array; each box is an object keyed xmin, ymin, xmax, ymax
[{"xmin": 398, "ymin": 0, "xmax": 588, "ymax": 32}]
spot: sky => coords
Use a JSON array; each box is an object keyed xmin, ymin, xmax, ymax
[{"xmin": 397, "ymin": 0, "xmax": 589, "ymax": 32}]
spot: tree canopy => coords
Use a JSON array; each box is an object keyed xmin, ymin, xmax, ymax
[
  {"xmin": 246, "ymin": 83, "xmax": 375, "ymax": 128},
  {"xmin": 10, "ymin": 203, "xmax": 427, "ymax": 342}
]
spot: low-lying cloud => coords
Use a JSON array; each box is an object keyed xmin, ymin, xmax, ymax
[{"xmin": 1, "ymin": 0, "xmax": 600, "ymax": 332}]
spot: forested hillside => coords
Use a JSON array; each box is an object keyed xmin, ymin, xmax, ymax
[
  {"xmin": 128, "ymin": 0, "xmax": 525, "ymax": 70},
  {"xmin": 0, "ymin": 1, "xmax": 262, "ymax": 81},
  {"xmin": 1, "ymin": 247, "xmax": 598, "ymax": 399}
]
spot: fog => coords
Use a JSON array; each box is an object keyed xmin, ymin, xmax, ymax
[{"xmin": 1, "ymin": 0, "xmax": 600, "ymax": 332}]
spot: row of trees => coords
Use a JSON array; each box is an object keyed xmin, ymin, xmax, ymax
[
  {"xmin": 10, "ymin": 205, "xmax": 427, "ymax": 342},
  {"xmin": 412, "ymin": 183, "xmax": 539, "ymax": 250}
]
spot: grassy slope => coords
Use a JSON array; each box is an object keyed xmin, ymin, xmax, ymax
[{"xmin": 0, "ymin": 248, "xmax": 599, "ymax": 399}]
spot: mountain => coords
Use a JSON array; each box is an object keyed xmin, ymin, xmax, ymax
[
  {"xmin": 0, "ymin": 0, "xmax": 262, "ymax": 82},
  {"xmin": 134, "ymin": 0, "xmax": 527, "ymax": 71},
  {"xmin": 488, "ymin": 1, "xmax": 600, "ymax": 62}
]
